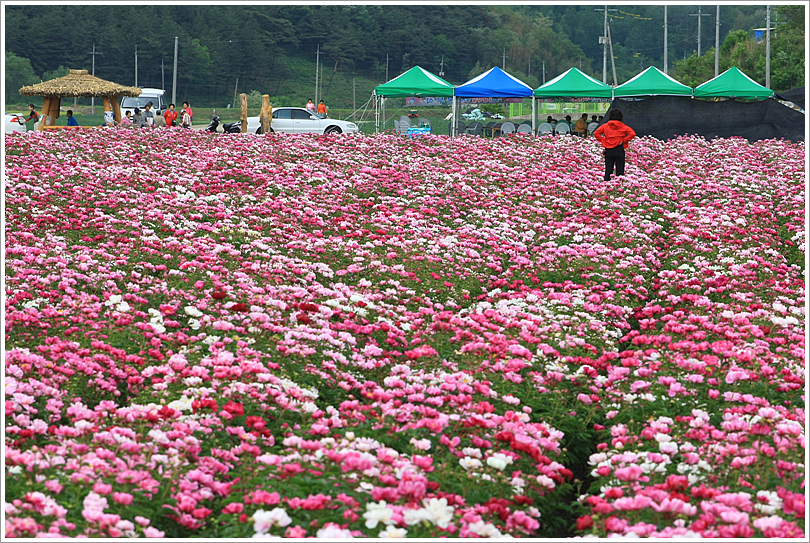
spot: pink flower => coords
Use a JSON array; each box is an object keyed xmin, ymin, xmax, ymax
[{"xmin": 112, "ymin": 492, "xmax": 134, "ymax": 506}]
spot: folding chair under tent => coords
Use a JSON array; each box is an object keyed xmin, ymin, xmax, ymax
[
  {"xmin": 451, "ymin": 66, "xmax": 534, "ymax": 137},
  {"xmin": 373, "ymin": 66, "xmax": 454, "ymax": 133}
]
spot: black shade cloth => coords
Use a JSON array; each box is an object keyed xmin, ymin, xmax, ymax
[
  {"xmin": 602, "ymin": 96, "xmax": 805, "ymax": 143},
  {"xmin": 774, "ymin": 86, "xmax": 805, "ymax": 110}
]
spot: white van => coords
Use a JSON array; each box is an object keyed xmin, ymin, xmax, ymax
[{"xmin": 120, "ymin": 88, "xmax": 166, "ymax": 119}]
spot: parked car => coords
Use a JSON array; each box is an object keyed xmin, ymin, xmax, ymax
[
  {"xmin": 5, "ymin": 113, "xmax": 27, "ymax": 134},
  {"xmin": 247, "ymin": 107, "xmax": 358, "ymax": 135},
  {"xmin": 120, "ymin": 88, "xmax": 166, "ymax": 118}
]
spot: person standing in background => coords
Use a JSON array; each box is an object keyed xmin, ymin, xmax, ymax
[
  {"xmin": 593, "ymin": 109, "xmax": 636, "ymax": 182},
  {"xmin": 317, "ymin": 100, "xmax": 327, "ymax": 117},
  {"xmin": 306, "ymin": 99, "xmax": 316, "ymax": 113},
  {"xmin": 180, "ymin": 102, "xmax": 193, "ymax": 128},
  {"xmin": 163, "ymin": 103, "xmax": 178, "ymax": 127},
  {"xmin": 65, "ymin": 110, "xmax": 79, "ymax": 126},
  {"xmin": 20, "ymin": 104, "xmax": 40, "ymax": 131}
]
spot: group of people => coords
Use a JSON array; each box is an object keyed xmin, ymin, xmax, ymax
[
  {"xmin": 120, "ymin": 101, "xmax": 193, "ymax": 128},
  {"xmin": 544, "ymin": 113, "xmax": 603, "ymax": 137},
  {"xmin": 305, "ymin": 99, "xmax": 328, "ymax": 116},
  {"xmin": 19, "ymin": 104, "xmax": 84, "ymax": 129}
]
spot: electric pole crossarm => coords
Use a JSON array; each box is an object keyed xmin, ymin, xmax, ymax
[{"xmin": 689, "ymin": 7, "xmax": 711, "ymax": 57}]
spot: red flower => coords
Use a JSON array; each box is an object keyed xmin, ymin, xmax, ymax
[
  {"xmin": 223, "ymin": 400, "xmax": 245, "ymax": 417},
  {"xmin": 576, "ymin": 515, "xmax": 594, "ymax": 531},
  {"xmin": 296, "ymin": 313, "xmax": 312, "ymax": 325},
  {"xmin": 211, "ymin": 291, "xmax": 227, "ymax": 300},
  {"xmin": 231, "ymin": 302, "xmax": 248, "ymax": 312},
  {"xmin": 298, "ymin": 302, "xmax": 319, "ymax": 312}
]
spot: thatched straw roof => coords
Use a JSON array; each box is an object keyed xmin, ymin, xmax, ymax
[{"xmin": 19, "ymin": 69, "xmax": 142, "ymax": 98}]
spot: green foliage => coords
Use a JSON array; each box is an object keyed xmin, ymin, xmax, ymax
[
  {"xmin": 5, "ymin": 52, "xmax": 39, "ymax": 105},
  {"xmin": 674, "ymin": 6, "xmax": 805, "ymax": 92},
  {"xmin": 41, "ymin": 65, "xmax": 71, "ymax": 82}
]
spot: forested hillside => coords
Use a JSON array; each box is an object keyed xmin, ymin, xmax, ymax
[{"xmin": 4, "ymin": 4, "xmax": 804, "ymax": 109}]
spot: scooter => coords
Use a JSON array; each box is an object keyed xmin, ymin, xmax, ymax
[{"xmin": 205, "ymin": 114, "xmax": 242, "ymax": 134}]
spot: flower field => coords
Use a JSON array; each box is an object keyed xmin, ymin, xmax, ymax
[{"xmin": 4, "ymin": 127, "xmax": 805, "ymax": 539}]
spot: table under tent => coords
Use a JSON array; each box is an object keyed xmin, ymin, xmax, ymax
[
  {"xmin": 373, "ymin": 66, "xmax": 454, "ymax": 134},
  {"xmin": 451, "ymin": 66, "xmax": 534, "ymax": 137}
]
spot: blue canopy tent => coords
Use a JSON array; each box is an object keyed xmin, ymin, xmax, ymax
[{"xmin": 451, "ymin": 67, "xmax": 534, "ymax": 136}]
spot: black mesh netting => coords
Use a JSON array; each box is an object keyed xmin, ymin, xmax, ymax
[
  {"xmin": 775, "ymin": 86, "xmax": 805, "ymax": 110},
  {"xmin": 602, "ymin": 95, "xmax": 805, "ymax": 143}
]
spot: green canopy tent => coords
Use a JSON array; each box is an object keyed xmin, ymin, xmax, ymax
[
  {"xmin": 532, "ymin": 68, "xmax": 613, "ymax": 131},
  {"xmin": 613, "ymin": 66, "xmax": 693, "ymax": 97},
  {"xmin": 373, "ymin": 66, "xmax": 454, "ymax": 132},
  {"xmin": 693, "ymin": 67, "xmax": 774, "ymax": 100}
]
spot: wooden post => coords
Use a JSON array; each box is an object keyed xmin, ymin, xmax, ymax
[
  {"xmin": 39, "ymin": 97, "xmax": 52, "ymax": 130},
  {"xmin": 240, "ymin": 93, "xmax": 248, "ymax": 133},
  {"xmin": 260, "ymin": 94, "xmax": 272, "ymax": 134},
  {"xmin": 102, "ymin": 96, "xmax": 114, "ymax": 126},
  {"xmin": 111, "ymin": 95, "xmax": 122, "ymax": 124}
]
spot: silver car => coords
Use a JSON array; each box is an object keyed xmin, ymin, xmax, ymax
[
  {"xmin": 247, "ymin": 107, "xmax": 358, "ymax": 135},
  {"xmin": 5, "ymin": 113, "xmax": 27, "ymax": 134}
]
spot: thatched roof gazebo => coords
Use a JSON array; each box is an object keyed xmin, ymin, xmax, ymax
[{"xmin": 19, "ymin": 69, "xmax": 141, "ymax": 129}]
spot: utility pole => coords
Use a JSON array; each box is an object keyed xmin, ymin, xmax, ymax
[
  {"xmin": 595, "ymin": 6, "xmax": 617, "ymax": 83},
  {"xmin": 607, "ymin": 21, "xmax": 617, "ymax": 87},
  {"xmin": 353, "ymin": 78, "xmax": 356, "ymax": 117},
  {"xmin": 766, "ymin": 5, "xmax": 771, "ymax": 88},
  {"xmin": 135, "ymin": 45, "xmax": 138, "ymax": 87},
  {"xmin": 315, "ymin": 45, "xmax": 320, "ymax": 104},
  {"xmin": 542, "ymin": 61, "xmax": 545, "ymax": 84},
  {"xmin": 715, "ymin": 6, "xmax": 720, "ymax": 76},
  {"xmin": 89, "ymin": 43, "xmax": 102, "ymax": 115},
  {"xmin": 527, "ymin": 58, "xmax": 531, "ymax": 78},
  {"xmin": 385, "ymin": 53, "xmax": 389, "ymax": 82},
  {"xmin": 690, "ymin": 7, "xmax": 710, "ymax": 56},
  {"xmin": 664, "ymin": 6, "xmax": 669, "ymax": 73},
  {"xmin": 161, "ymin": 59, "xmax": 165, "ymax": 92},
  {"xmin": 439, "ymin": 55, "xmax": 445, "ymax": 77},
  {"xmin": 502, "ymin": 48, "xmax": 507, "ymax": 69},
  {"xmin": 172, "ymin": 36, "xmax": 178, "ymax": 107}
]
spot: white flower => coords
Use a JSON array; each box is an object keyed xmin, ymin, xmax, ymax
[
  {"xmin": 486, "ymin": 453, "xmax": 514, "ymax": 471},
  {"xmin": 409, "ymin": 438, "xmax": 431, "ymax": 451},
  {"xmin": 402, "ymin": 507, "xmax": 428, "ymax": 525},
  {"xmin": 422, "ymin": 497, "xmax": 455, "ymax": 528},
  {"xmin": 467, "ymin": 520, "xmax": 504, "ymax": 538},
  {"xmin": 536, "ymin": 474, "xmax": 556, "ymax": 489},
  {"xmin": 459, "ymin": 456, "xmax": 483, "ymax": 470},
  {"xmin": 461, "ymin": 447, "xmax": 482, "ymax": 459},
  {"xmin": 315, "ymin": 523, "xmax": 354, "ymax": 538},
  {"xmin": 167, "ymin": 397, "xmax": 193, "ymax": 412},
  {"xmin": 659, "ymin": 442, "xmax": 678, "ymax": 455},
  {"xmin": 378, "ymin": 525, "xmax": 407, "ymax": 538},
  {"xmin": 363, "ymin": 501, "xmax": 394, "ymax": 529},
  {"xmin": 117, "ymin": 301, "xmax": 131, "ymax": 312},
  {"xmin": 253, "ymin": 508, "xmax": 292, "ymax": 534},
  {"xmin": 184, "ymin": 306, "xmax": 203, "ymax": 317}
]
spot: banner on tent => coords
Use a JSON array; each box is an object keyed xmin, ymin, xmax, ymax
[
  {"xmin": 536, "ymin": 97, "xmax": 612, "ymax": 103},
  {"xmin": 406, "ymin": 97, "xmax": 524, "ymax": 106}
]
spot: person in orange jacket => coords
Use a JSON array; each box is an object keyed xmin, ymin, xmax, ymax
[{"xmin": 593, "ymin": 109, "xmax": 636, "ymax": 181}]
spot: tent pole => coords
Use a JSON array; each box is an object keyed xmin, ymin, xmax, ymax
[
  {"xmin": 450, "ymin": 95, "xmax": 457, "ymax": 138},
  {"xmin": 531, "ymin": 97, "xmax": 536, "ymax": 135}
]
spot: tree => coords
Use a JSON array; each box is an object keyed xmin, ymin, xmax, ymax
[
  {"xmin": 5, "ymin": 52, "xmax": 39, "ymax": 105},
  {"xmin": 42, "ymin": 66, "xmax": 71, "ymax": 82}
]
